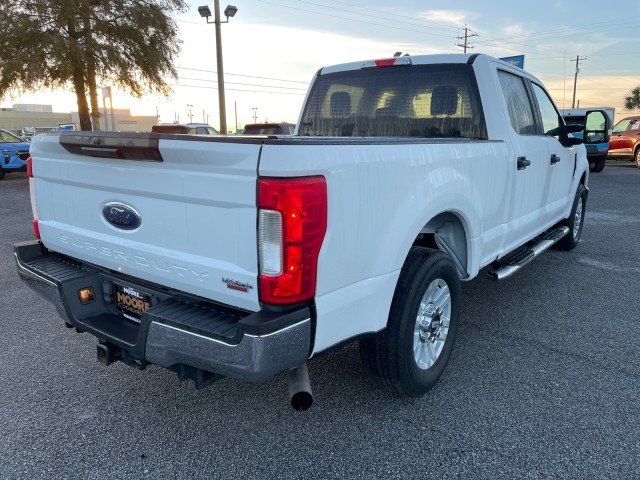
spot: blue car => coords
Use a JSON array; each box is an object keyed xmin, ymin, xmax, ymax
[{"xmin": 0, "ymin": 129, "xmax": 30, "ymax": 180}]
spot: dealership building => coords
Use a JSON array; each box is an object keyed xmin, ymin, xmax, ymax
[{"xmin": 0, "ymin": 104, "xmax": 157, "ymax": 134}]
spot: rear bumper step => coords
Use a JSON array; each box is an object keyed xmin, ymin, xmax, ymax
[
  {"xmin": 14, "ymin": 240, "xmax": 311, "ymax": 383},
  {"xmin": 488, "ymin": 226, "xmax": 569, "ymax": 280}
]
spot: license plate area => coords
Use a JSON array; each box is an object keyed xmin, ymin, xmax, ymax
[{"xmin": 114, "ymin": 282, "xmax": 152, "ymax": 323}]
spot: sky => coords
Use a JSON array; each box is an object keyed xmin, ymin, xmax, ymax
[{"xmin": 2, "ymin": 0, "xmax": 640, "ymax": 130}]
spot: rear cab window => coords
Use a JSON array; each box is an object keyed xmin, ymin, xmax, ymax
[{"xmin": 298, "ymin": 64, "xmax": 487, "ymax": 139}]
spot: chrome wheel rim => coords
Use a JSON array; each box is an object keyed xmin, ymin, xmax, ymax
[
  {"xmin": 573, "ymin": 196, "xmax": 583, "ymax": 239},
  {"xmin": 413, "ymin": 278, "xmax": 451, "ymax": 370}
]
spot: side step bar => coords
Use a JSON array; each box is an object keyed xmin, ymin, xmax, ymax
[{"xmin": 488, "ymin": 226, "xmax": 569, "ymax": 280}]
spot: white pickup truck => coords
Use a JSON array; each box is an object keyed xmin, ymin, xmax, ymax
[{"xmin": 15, "ymin": 54, "xmax": 595, "ymax": 410}]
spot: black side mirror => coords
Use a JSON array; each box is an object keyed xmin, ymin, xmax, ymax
[{"xmin": 561, "ymin": 123, "xmax": 584, "ymax": 147}]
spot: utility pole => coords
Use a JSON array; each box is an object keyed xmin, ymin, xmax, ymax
[
  {"xmin": 234, "ymin": 101, "xmax": 238, "ymax": 133},
  {"xmin": 571, "ymin": 55, "xmax": 587, "ymax": 109},
  {"xmin": 456, "ymin": 24, "xmax": 478, "ymax": 53},
  {"xmin": 252, "ymin": 107, "xmax": 258, "ymax": 123}
]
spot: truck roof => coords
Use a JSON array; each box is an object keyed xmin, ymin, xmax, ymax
[{"xmin": 317, "ymin": 53, "xmax": 543, "ymax": 86}]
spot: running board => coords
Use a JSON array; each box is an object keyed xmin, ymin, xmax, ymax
[{"xmin": 488, "ymin": 226, "xmax": 569, "ymax": 280}]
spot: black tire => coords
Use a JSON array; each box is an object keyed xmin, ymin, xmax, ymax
[
  {"xmin": 589, "ymin": 158, "xmax": 605, "ymax": 173},
  {"xmin": 557, "ymin": 183, "xmax": 587, "ymax": 251},
  {"xmin": 0, "ymin": 166, "xmax": 5, "ymax": 180},
  {"xmin": 635, "ymin": 148, "xmax": 640, "ymax": 169},
  {"xmin": 359, "ymin": 248, "xmax": 461, "ymax": 396}
]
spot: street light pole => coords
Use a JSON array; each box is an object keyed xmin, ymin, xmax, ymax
[
  {"xmin": 213, "ymin": 0, "xmax": 226, "ymax": 134},
  {"xmin": 199, "ymin": 3, "xmax": 237, "ymax": 134}
]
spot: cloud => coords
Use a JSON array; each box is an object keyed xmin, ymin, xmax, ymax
[{"xmin": 419, "ymin": 10, "xmax": 468, "ymax": 26}]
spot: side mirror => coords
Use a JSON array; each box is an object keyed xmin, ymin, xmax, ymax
[
  {"xmin": 584, "ymin": 110, "xmax": 611, "ymax": 144},
  {"xmin": 562, "ymin": 123, "xmax": 584, "ymax": 147},
  {"xmin": 565, "ymin": 124, "xmax": 584, "ymax": 134}
]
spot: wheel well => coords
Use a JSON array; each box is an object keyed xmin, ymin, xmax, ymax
[{"xmin": 412, "ymin": 212, "xmax": 468, "ymax": 278}]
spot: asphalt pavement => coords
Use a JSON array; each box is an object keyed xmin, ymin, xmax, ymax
[{"xmin": 1, "ymin": 163, "xmax": 638, "ymax": 479}]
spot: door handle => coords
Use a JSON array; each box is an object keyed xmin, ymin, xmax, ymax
[
  {"xmin": 517, "ymin": 156, "xmax": 531, "ymax": 170},
  {"xmin": 550, "ymin": 154, "xmax": 561, "ymax": 165}
]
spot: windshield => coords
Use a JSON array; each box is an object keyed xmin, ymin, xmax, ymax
[
  {"xmin": 612, "ymin": 120, "xmax": 631, "ymax": 133},
  {"xmin": 299, "ymin": 63, "xmax": 487, "ymax": 139},
  {"xmin": 0, "ymin": 130, "xmax": 22, "ymax": 143}
]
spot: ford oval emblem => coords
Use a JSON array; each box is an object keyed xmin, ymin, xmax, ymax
[{"xmin": 102, "ymin": 202, "xmax": 141, "ymax": 230}]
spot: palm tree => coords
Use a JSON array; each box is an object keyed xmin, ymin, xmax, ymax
[{"xmin": 624, "ymin": 86, "xmax": 640, "ymax": 111}]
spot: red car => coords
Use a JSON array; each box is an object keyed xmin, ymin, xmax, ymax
[{"xmin": 608, "ymin": 116, "xmax": 640, "ymax": 168}]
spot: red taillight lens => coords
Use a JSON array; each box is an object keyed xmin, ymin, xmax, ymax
[
  {"xmin": 27, "ymin": 156, "xmax": 40, "ymax": 238},
  {"xmin": 258, "ymin": 177, "xmax": 327, "ymax": 305},
  {"xmin": 375, "ymin": 58, "xmax": 397, "ymax": 67}
]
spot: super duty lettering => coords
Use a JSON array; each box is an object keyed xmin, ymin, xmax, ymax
[{"xmin": 15, "ymin": 54, "xmax": 591, "ymax": 411}]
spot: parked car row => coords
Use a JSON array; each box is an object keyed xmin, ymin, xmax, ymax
[
  {"xmin": 2, "ymin": 115, "xmax": 639, "ymax": 181},
  {"xmin": 151, "ymin": 122, "xmax": 296, "ymax": 136}
]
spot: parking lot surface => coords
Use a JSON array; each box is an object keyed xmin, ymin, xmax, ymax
[{"xmin": 1, "ymin": 164, "xmax": 639, "ymax": 479}]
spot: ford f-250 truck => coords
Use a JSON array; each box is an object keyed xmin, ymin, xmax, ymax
[{"xmin": 15, "ymin": 54, "xmax": 595, "ymax": 410}]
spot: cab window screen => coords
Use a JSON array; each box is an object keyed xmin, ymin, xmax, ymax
[
  {"xmin": 498, "ymin": 70, "xmax": 538, "ymax": 136},
  {"xmin": 298, "ymin": 64, "xmax": 487, "ymax": 139}
]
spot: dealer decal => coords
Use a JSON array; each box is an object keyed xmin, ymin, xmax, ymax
[
  {"xmin": 222, "ymin": 277, "xmax": 254, "ymax": 293},
  {"xmin": 114, "ymin": 284, "xmax": 151, "ymax": 322}
]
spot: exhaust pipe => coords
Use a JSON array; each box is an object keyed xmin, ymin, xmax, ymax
[{"xmin": 288, "ymin": 363, "xmax": 313, "ymax": 412}]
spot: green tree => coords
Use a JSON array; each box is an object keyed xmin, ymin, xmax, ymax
[
  {"xmin": 624, "ymin": 86, "xmax": 640, "ymax": 111},
  {"xmin": 0, "ymin": 0, "xmax": 186, "ymax": 130}
]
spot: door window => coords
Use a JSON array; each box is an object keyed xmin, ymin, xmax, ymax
[
  {"xmin": 531, "ymin": 83, "xmax": 562, "ymax": 140},
  {"xmin": 498, "ymin": 71, "xmax": 537, "ymax": 135}
]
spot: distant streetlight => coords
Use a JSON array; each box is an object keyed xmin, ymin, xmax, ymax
[{"xmin": 199, "ymin": 2, "xmax": 238, "ymax": 134}]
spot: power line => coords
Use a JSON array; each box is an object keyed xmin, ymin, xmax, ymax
[
  {"xmin": 166, "ymin": 83, "xmax": 306, "ymax": 96},
  {"xmin": 176, "ymin": 66, "xmax": 309, "ymax": 84},
  {"xmin": 255, "ymin": 0, "xmax": 456, "ymax": 39},
  {"xmin": 294, "ymin": 0, "xmax": 460, "ymax": 34},
  {"xmin": 474, "ymin": 17, "xmax": 637, "ymax": 45},
  {"xmin": 173, "ymin": 76, "xmax": 307, "ymax": 92}
]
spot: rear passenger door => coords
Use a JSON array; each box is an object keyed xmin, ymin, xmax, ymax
[{"xmin": 497, "ymin": 70, "xmax": 551, "ymax": 250}]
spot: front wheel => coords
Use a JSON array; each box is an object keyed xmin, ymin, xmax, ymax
[
  {"xmin": 557, "ymin": 183, "xmax": 587, "ymax": 250},
  {"xmin": 359, "ymin": 248, "xmax": 461, "ymax": 396},
  {"xmin": 589, "ymin": 158, "xmax": 606, "ymax": 173},
  {"xmin": 0, "ymin": 166, "xmax": 5, "ymax": 180}
]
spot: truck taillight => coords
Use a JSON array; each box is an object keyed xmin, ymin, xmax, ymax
[
  {"xmin": 27, "ymin": 157, "xmax": 40, "ymax": 239},
  {"xmin": 258, "ymin": 177, "xmax": 327, "ymax": 305}
]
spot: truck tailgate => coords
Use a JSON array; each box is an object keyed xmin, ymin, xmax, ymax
[{"xmin": 29, "ymin": 133, "xmax": 262, "ymax": 312}]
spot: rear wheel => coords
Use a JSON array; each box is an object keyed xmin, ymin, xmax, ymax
[
  {"xmin": 557, "ymin": 183, "xmax": 586, "ymax": 251},
  {"xmin": 635, "ymin": 148, "xmax": 640, "ymax": 169},
  {"xmin": 359, "ymin": 248, "xmax": 461, "ymax": 396}
]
